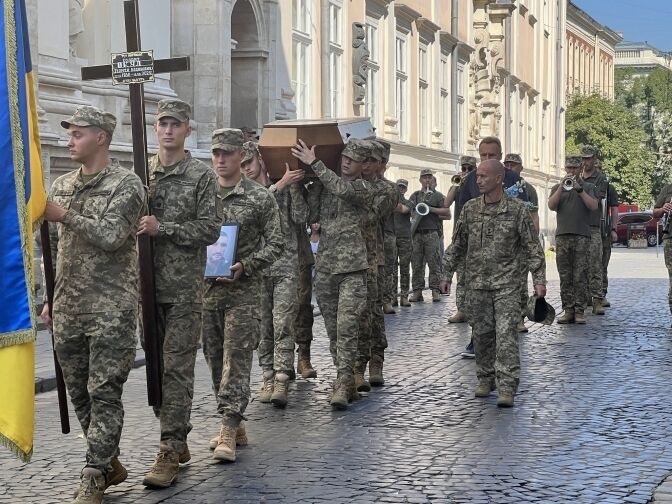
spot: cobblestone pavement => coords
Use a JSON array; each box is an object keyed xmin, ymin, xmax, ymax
[{"xmin": 2, "ymin": 248, "xmax": 672, "ymax": 504}]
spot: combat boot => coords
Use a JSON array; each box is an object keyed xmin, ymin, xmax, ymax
[
  {"xmin": 330, "ymin": 376, "xmax": 350, "ymax": 410},
  {"xmin": 271, "ymin": 372, "xmax": 289, "ymax": 408},
  {"xmin": 142, "ymin": 444, "xmax": 179, "ymax": 488},
  {"xmin": 369, "ymin": 356, "xmax": 384, "ymax": 387},
  {"xmin": 399, "ymin": 295, "xmax": 411, "ymax": 307},
  {"xmin": 178, "ymin": 445, "xmax": 190, "ymax": 464},
  {"xmin": 408, "ymin": 291, "xmax": 424, "ymax": 302},
  {"xmin": 602, "ymin": 297, "xmax": 611, "ymax": 307},
  {"xmin": 213, "ymin": 425, "xmax": 237, "ymax": 462},
  {"xmin": 209, "ymin": 422, "xmax": 248, "ymax": 450},
  {"xmin": 475, "ymin": 381, "xmax": 495, "ymax": 398},
  {"xmin": 354, "ymin": 370, "xmax": 371, "ymax": 392},
  {"xmin": 497, "ymin": 389, "xmax": 515, "ymax": 408},
  {"xmin": 574, "ymin": 311, "xmax": 586, "ymax": 324},
  {"xmin": 297, "ymin": 344, "xmax": 317, "ymax": 379},
  {"xmin": 517, "ymin": 318, "xmax": 528, "ymax": 333},
  {"xmin": 432, "ymin": 289, "xmax": 441, "ymax": 302},
  {"xmin": 105, "ymin": 457, "xmax": 128, "ymax": 488},
  {"xmin": 258, "ymin": 370, "xmax": 274, "ymax": 403},
  {"xmin": 592, "ymin": 297, "xmax": 605, "ymax": 315},
  {"xmin": 72, "ymin": 468, "xmax": 105, "ymax": 504},
  {"xmin": 448, "ymin": 311, "xmax": 467, "ymax": 323},
  {"xmin": 557, "ymin": 309, "xmax": 575, "ymax": 324},
  {"xmin": 383, "ymin": 303, "xmax": 396, "ymax": 314}
]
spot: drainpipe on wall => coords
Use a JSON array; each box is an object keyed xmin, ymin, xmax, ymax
[
  {"xmin": 504, "ymin": 10, "xmax": 512, "ymax": 155},
  {"xmin": 320, "ymin": 0, "xmax": 329, "ymax": 118},
  {"xmin": 450, "ymin": 0, "xmax": 458, "ymax": 153}
]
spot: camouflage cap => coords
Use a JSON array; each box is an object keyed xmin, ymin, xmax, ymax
[
  {"xmin": 375, "ymin": 138, "xmax": 391, "ymax": 162},
  {"xmin": 460, "ymin": 155, "xmax": 477, "ymax": 168},
  {"xmin": 242, "ymin": 141, "xmax": 260, "ymax": 163},
  {"xmin": 240, "ymin": 126, "xmax": 257, "ymax": 134},
  {"xmin": 341, "ymin": 139, "xmax": 371, "ymax": 163},
  {"xmin": 504, "ymin": 153, "xmax": 523, "ymax": 165},
  {"xmin": 212, "ymin": 128, "xmax": 245, "ymax": 152},
  {"xmin": 565, "ymin": 156, "xmax": 582, "ymax": 168},
  {"xmin": 369, "ymin": 140, "xmax": 385, "ymax": 162},
  {"xmin": 526, "ymin": 295, "xmax": 555, "ymax": 325},
  {"xmin": 60, "ymin": 105, "xmax": 117, "ymax": 136},
  {"xmin": 396, "ymin": 179, "xmax": 408, "ymax": 187},
  {"xmin": 157, "ymin": 98, "xmax": 191, "ymax": 122},
  {"xmin": 420, "ymin": 169, "xmax": 433, "ymax": 177},
  {"xmin": 581, "ymin": 145, "xmax": 599, "ymax": 158}
]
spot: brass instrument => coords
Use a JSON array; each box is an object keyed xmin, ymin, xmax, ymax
[
  {"xmin": 451, "ymin": 174, "xmax": 463, "ymax": 186},
  {"xmin": 662, "ymin": 197, "xmax": 672, "ymax": 234},
  {"xmin": 410, "ymin": 190, "xmax": 433, "ymax": 235},
  {"xmin": 561, "ymin": 176, "xmax": 575, "ymax": 191}
]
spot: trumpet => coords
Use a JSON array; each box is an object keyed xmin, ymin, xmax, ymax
[
  {"xmin": 451, "ymin": 174, "xmax": 463, "ymax": 186},
  {"xmin": 562, "ymin": 176, "xmax": 575, "ymax": 191},
  {"xmin": 415, "ymin": 202, "xmax": 430, "ymax": 215}
]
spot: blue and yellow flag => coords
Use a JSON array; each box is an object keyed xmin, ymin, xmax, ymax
[{"xmin": 0, "ymin": 0, "xmax": 47, "ymax": 462}]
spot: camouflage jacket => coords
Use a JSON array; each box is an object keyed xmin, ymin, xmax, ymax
[
  {"xmin": 297, "ymin": 224, "xmax": 314, "ymax": 267},
  {"xmin": 148, "ymin": 153, "xmax": 220, "ymax": 304},
  {"xmin": 306, "ymin": 160, "xmax": 371, "ymax": 274},
  {"xmin": 442, "ymin": 194, "xmax": 546, "ymax": 289},
  {"xmin": 374, "ymin": 177, "xmax": 399, "ymax": 266},
  {"xmin": 266, "ymin": 183, "xmax": 309, "ymax": 278},
  {"xmin": 48, "ymin": 161, "xmax": 145, "ymax": 314},
  {"xmin": 203, "ymin": 176, "xmax": 283, "ymax": 309}
]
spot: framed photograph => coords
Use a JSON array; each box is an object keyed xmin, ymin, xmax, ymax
[{"xmin": 204, "ymin": 223, "xmax": 240, "ymax": 279}]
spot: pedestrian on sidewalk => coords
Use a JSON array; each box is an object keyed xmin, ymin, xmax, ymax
[
  {"xmin": 42, "ymin": 106, "xmax": 145, "ymax": 504},
  {"xmin": 140, "ymin": 99, "xmax": 221, "ymax": 489},
  {"xmin": 440, "ymin": 160, "xmax": 547, "ymax": 408},
  {"xmin": 201, "ymin": 128, "xmax": 283, "ymax": 462}
]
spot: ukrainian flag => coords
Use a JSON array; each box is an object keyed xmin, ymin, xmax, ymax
[{"xmin": 0, "ymin": 0, "xmax": 47, "ymax": 462}]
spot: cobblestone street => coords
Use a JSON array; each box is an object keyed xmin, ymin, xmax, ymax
[{"xmin": 2, "ymin": 248, "xmax": 671, "ymax": 503}]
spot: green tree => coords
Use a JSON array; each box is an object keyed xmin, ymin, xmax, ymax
[{"xmin": 565, "ymin": 94, "xmax": 656, "ymax": 207}]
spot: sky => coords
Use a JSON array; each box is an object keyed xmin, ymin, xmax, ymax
[{"xmin": 573, "ymin": 0, "xmax": 672, "ymax": 52}]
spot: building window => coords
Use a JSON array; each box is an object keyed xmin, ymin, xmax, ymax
[
  {"xmin": 456, "ymin": 62, "xmax": 465, "ymax": 153},
  {"xmin": 418, "ymin": 43, "xmax": 429, "ymax": 146},
  {"xmin": 292, "ymin": 0, "xmax": 312, "ymax": 119},
  {"xmin": 365, "ymin": 18, "xmax": 381, "ymax": 128},
  {"xmin": 395, "ymin": 31, "xmax": 408, "ymax": 141},
  {"xmin": 440, "ymin": 51, "xmax": 450, "ymax": 150},
  {"xmin": 325, "ymin": 0, "xmax": 343, "ymax": 118}
]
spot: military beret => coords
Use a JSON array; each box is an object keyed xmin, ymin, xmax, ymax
[
  {"xmin": 156, "ymin": 99, "xmax": 191, "ymax": 123},
  {"xmin": 420, "ymin": 168, "xmax": 433, "ymax": 177},
  {"xmin": 459, "ymin": 155, "xmax": 477, "ymax": 168},
  {"xmin": 212, "ymin": 128, "xmax": 244, "ymax": 152},
  {"xmin": 565, "ymin": 156, "xmax": 582, "ymax": 167},
  {"xmin": 504, "ymin": 153, "xmax": 523, "ymax": 165},
  {"xmin": 61, "ymin": 105, "xmax": 117, "ymax": 136},
  {"xmin": 396, "ymin": 179, "xmax": 408, "ymax": 187},
  {"xmin": 341, "ymin": 139, "xmax": 371, "ymax": 163},
  {"xmin": 581, "ymin": 145, "xmax": 599, "ymax": 158},
  {"xmin": 242, "ymin": 141, "xmax": 260, "ymax": 164}
]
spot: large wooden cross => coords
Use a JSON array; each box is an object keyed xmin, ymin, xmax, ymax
[{"xmin": 80, "ymin": 0, "xmax": 190, "ymax": 408}]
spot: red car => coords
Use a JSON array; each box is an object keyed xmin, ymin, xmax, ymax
[{"xmin": 616, "ymin": 211, "xmax": 663, "ymax": 247}]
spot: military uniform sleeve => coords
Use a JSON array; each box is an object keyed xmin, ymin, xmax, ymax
[
  {"xmin": 61, "ymin": 176, "xmax": 145, "ymax": 252},
  {"xmin": 311, "ymin": 160, "xmax": 369, "ymax": 206},
  {"xmin": 526, "ymin": 183, "xmax": 539, "ymax": 210},
  {"xmin": 160, "ymin": 170, "xmax": 220, "ymax": 246},
  {"xmin": 518, "ymin": 208, "xmax": 546, "ymax": 286},
  {"xmin": 289, "ymin": 183, "xmax": 309, "ymax": 226},
  {"xmin": 441, "ymin": 210, "xmax": 468, "ymax": 281},
  {"xmin": 240, "ymin": 193, "xmax": 283, "ymax": 275}
]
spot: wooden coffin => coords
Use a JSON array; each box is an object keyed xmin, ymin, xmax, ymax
[{"xmin": 258, "ymin": 118, "xmax": 375, "ymax": 179}]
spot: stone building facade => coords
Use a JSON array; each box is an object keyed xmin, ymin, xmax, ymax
[
  {"xmin": 615, "ymin": 41, "xmax": 672, "ymax": 79},
  {"xmin": 28, "ymin": 0, "xmax": 604, "ymax": 238}
]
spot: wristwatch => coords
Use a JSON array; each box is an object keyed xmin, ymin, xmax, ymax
[
  {"xmin": 158, "ymin": 223, "xmax": 166, "ymax": 235},
  {"xmin": 268, "ymin": 183, "xmax": 278, "ymax": 193}
]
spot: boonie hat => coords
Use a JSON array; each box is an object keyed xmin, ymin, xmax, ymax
[{"xmin": 581, "ymin": 145, "xmax": 599, "ymax": 158}]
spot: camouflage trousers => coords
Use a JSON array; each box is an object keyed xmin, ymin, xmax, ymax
[
  {"xmin": 294, "ymin": 262, "xmax": 314, "ymax": 345},
  {"xmin": 383, "ymin": 232, "xmax": 397, "ymax": 304},
  {"xmin": 374, "ymin": 265, "xmax": 389, "ymax": 360},
  {"xmin": 258, "ymin": 274, "xmax": 298, "ymax": 374},
  {"xmin": 517, "ymin": 257, "xmax": 530, "ymax": 320},
  {"xmin": 314, "ymin": 270, "xmax": 366, "ymax": 376},
  {"xmin": 201, "ymin": 305, "xmax": 260, "ymax": 428},
  {"xmin": 356, "ymin": 270, "xmax": 378, "ymax": 372},
  {"xmin": 587, "ymin": 227, "xmax": 604, "ymax": 300},
  {"xmin": 54, "ymin": 310, "xmax": 136, "ymax": 474},
  {"xmin": 153, "ymin": 303, "xmax": 201, "ymax": 452},
  {"xmin": 465, "ymin": 287, "xmax": 520, "ymax": 393},
  {"xmin": 602, "ymin": 235, "xmax": 612, "ymax": 297},
  {"xmin": 411, "ymin": 230, "xmax": 442, "ymax": 292},
  {"xmin": 556, "ymin": 235, "xmax": 589, "ymax": 312},
  {"xmin": 455, "ymin": 261, "xmax": 466, "ymax": 314},
  {"xmin": 665, "ymin": 239, "xmax": 672, "ymax": 314},
  {"xmin": 394, "ymin": 236, "xmax": 412, "ymax": 296}
]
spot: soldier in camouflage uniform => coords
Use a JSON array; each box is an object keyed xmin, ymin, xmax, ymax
[
  {"xmin": 503, "ymin": 154, "xmax": 540, "ymax": 333},
  {"xmin": 42, "ymin": 106, "xmax": 145, "ymax": 504},
  {"xmin": 292, "ymin": 138, "xmax": 372, "ymax": 410},
  {"xmin": 653, "ymin": 185, "xmax": 672, "ymax": 320},
  {"xmin": 408, "ymin": 169, "xmax": 450, "ymax": 302},
  {"xmin": 139, "ymin": 100, "xmax": 221, "ymax": 488},
  {"xmin": 241, "ymin": 141, "xmax": 308, "ymax": 407},
  {"xmin": 202, "ymin": 129, "xmax": 283, "ymax": 462},
  {"xmin": 392, "ymin": 179, "xmax": 413, "ymax": 307},
  {"xmin": 440, "ymin": 160, "xmax": 546, "ymax": 408},
  {"xmin": 596, "ymin": 159, "xmax": 620, "ymax": 307},
  {"xmin": 548, "ymin": 156, "xmax": 597, "ymax": 324},
  {"xmin": 295, "ymin": 221, "xmax": 318, "ymax": 378}
]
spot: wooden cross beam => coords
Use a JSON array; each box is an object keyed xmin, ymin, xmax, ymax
[{"xmin": 80, "ymin": 0, "xmax": 190, "ymax": 408}]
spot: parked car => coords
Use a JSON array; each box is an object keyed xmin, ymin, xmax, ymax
[{"xmin": 616, "ymin": 211, "xmax": 662, "ymax": 247}]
